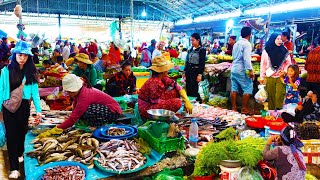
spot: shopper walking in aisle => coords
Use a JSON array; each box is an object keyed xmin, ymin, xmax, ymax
[
  {"xmin": 260, "ymin": 33, "xmax": 292, "ymax": 110},
  {"xmin": 230, "ymin": 27, "xmax": 254, "ymax": 114},
  {"xmin": 263, "ymin": 125, "xmax": 306, "ymax": 179},
  {"xmin": 148, "ymin": 39, "xmax": 157, "ymax": 55},
  {"xmin": 0, "ymin": 41, "xmax": 42, "ymax": 179},
  {"xmin": 152, "ymin": 41, "xmax": 165, "ymax": 59},
  {"xmin": 88, "ymin": 39, "xmax": 98, "ymax": 57},
  {"xmin": 138, "ymin": 56, "xmax": 193, "ymax": 119},
  {"xmin": 0, "ymin": 37, "xmax": 10, "ymax": 61},
  {"xmin": 62, "ymin": 41, "xmax": 70, "ymax": 61},
  {"xmin": 178, "ymin": 48, "xmax": 188, "ymax": 61},
  {"xmin": 38, "ymin": 74, "xmax": 122, "ymax": 137},
  {"xmin": 184, "ymin": 33, "xmax": 206, "ymax": 101},
  {"xmin": 140, "ymin": 43, "xmax": 151, "ymax": 67},
  {"xmin": 281, "ymin": 31, "xmax": 294, "ymax": 64},
  {"xmin": 305, "ymin": 38, "xmax": 320, "ymax": 92},
  {"xmin": 225, "ymin": 35, "xmax": 236, "ymax": 55}
]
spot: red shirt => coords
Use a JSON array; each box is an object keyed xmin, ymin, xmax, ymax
[
  {"xmin": 88, "ymin": 43, "xmax": 98, "ymax": 55},
  {"xmin": 169, "ymin": 49, "xmax": 179, "ymax": 58},
  {"xmin": 58, "ymin": 87, "xmax": 122, "ymax": 129}
]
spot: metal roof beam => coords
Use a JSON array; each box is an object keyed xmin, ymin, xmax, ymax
[
  {"xmin": 218, "ymin": 0, "xmax": 237, "ymax": 10},
  {"xmin": 0, "ymin": 0, "xmax": 16, "ymax": 7}
]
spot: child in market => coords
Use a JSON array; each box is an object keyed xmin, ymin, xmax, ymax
[{"xmin": 280, "ymin": 65, "xmax": 301, "ymax": 104}]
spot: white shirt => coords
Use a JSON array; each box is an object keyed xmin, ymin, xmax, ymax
[
  {"xmin": 178, "ymin": 51, "xmax": 188, "ymax": 61},
  {"xmin": 62, "ymin": 46, "xmax": 70, "ymax": 60},
  {"xmin": 152, "ymin": 49, "xmax": 162, "ymax": 59}
]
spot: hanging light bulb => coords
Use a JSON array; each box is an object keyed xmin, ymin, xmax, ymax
[
  {"xmin": 141, "ymin": 10, "xmax": 147, "ymax": 17},
  {"xmin": 141, "ymin": 4, "xmax": 147, "ymax": 17}
]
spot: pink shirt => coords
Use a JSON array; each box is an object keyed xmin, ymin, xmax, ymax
[
  {"xmin": 58, "ymin": 87, "xmax": 122, "ymax": 129},
  {"xmin": 260, "ymin": 50, "xmax": 292, "ymax": 80}
]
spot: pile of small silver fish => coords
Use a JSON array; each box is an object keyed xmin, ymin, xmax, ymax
[
  {"xmin": 95, "ymin": 139, "xmax": 146, "ymax": 173},
  {"xmin": 41, "ymin": 165, "xmax": 85, "ymax": 180},
  {"xmin": 27, "ymin": 130, "xmax": 99, "ymax": 169}
]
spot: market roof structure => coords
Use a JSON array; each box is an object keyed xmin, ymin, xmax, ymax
[{"xmin": 0, "ymin": 0, "xmax": 296, "ymax": 22}]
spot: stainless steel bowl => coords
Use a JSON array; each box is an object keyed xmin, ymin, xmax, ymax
[{"xmin": 147, "ymin": 109, "xmax": 175, "ymax": 121}]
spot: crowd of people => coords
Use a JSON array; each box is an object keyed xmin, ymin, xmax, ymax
[{"xmin": 0, "ymin": 25, "xmax": 319, "ymax": 179}]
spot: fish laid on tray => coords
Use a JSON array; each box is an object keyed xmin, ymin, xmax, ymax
[
  {"xmin": 27, "ymin": 130, "xmax": 99, "ymax": 169},
  {"xmin": 107, "ymin": 127, "xmax": 127, "ymax": 136},
  {"xmin": 95, "ymin": 139, "xmax": 146, "ymax": 173},
  {"xmin": 41, "ymin": 165, "xmax": 85, "ymax": 180}
]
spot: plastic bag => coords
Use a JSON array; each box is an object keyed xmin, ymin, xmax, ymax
[
  {"xmin": 0, "ymin": 122, "xmax": 6, "ymax": 147},
  {"xmin": 151, "ymin": 168, "xmax": 184, "ymax": 180},
  {"xmin": 198, "ymin": 79, "xmax": 210, "ymax": 102},
  {"xmin": 254, "ymin": 85, "xmax": 268, "ymax": 103},
  {"xmin": 238, "ymin": 167, "xmax": 263, "ymax": 180}
]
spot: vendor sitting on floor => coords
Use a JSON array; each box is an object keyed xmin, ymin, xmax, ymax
[
  {"xmin": 38, "ymin": 74, "xmax": 122, "ymax": 138},
  {"xmin": 72, "ymin": 53, "xmax": 98, "ymax": 87},
  {"xmin": 138, "ymin": 56, "xmax": 193, "ymax": 119},
  {"xmin": 263, "ymin": 125, "xmax": 306, "ymax": 179},
  {"xmin": 281, "ymin": 90, "xmax": 320, "ymax": 123},
  {"xmin": 106, "ymin": 61, "xmax": 136, "ymax": 97}
]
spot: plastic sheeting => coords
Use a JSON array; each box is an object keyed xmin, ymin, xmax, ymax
[{"xmin": 24, "ymin": 132, "xmax": 163, "ymax": 180}]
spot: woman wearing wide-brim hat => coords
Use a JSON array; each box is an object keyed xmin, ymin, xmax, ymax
[
  {"xmin": 72, "ymin": 53, "xmax": 98, "ymax": 87},
  {"xmin": 138, "ymin": 56, "xmax": 193, "ymax": 119}
]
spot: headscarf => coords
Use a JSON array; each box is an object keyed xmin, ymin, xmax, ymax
[
  {"xmin": 265, "ymin": 33, "xmax": 289, "ymax": 70},
  {"xmin": 280, "ymin": 125, "xmax": 306, "ymax": 171}
]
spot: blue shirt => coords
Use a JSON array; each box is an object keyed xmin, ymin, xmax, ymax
[
  {"xmin": 0, "ymin": 67, "xmax": 42, "ymax": 112},
  {"xmin": 231, "ymin": 38, "xmax": 252, "ymax": 74}
]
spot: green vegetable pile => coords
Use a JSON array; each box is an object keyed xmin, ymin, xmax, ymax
[
  {"xmin": 171, "ymin": 58, "xmax": 185, "ymax": 66},
  {"xmin": 215, "ymin": 127, "xmax": 236, "ymax": 141},
  {"xmin": 252, "ymin": 62, "xmax": 260, "ymax": 75},
  {"xmin": 132, "ymin": 66, "xmax": 149, "ymax": 72},
  {"xmin": 168, "ymin": 71, "xmax": 181, "ymax": 78},
  {"xmin": 193, "ymin": 128, "xmax": 265, "ymax": 176},
  {"xmin": 207, "ymin": 95, "xmax": 228, "ymax": 108}
]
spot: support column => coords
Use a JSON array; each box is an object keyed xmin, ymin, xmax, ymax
[{"xmin": 58, "ymin": 13, "xmax": 61, "ymax": 40}]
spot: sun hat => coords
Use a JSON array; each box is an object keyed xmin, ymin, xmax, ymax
[
  {"xmin": 151, "ymin": 39, "xmax": 157, "ymax": 44},
  {"xmin": 149, "ymin": 56, "xmax": 174, "ymax": 73},
  {"xmin": 62, "ymin": 74, "xmax": 83, "ymax": 92},
  {"xmin": 11, "ymin": 41, "xmax": 33, "ymax": 56},
  {"xmin": 75, "ymin": 53, "xmax": 93, "ymax": 64},
  {"xmin": 113, "ymin": 39, "xmax": 126, "ymax": 49}
]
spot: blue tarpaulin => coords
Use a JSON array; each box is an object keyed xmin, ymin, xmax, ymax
[{"xmin": 24, "ymin": 132, "xmax": 163, "ymax": 180}]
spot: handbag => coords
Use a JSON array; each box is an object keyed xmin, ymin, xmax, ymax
[{"xmin": 3, "ymin": 81, "xmax": 25, "ymax": 113}]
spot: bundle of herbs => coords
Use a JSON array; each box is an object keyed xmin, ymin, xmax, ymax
[{"xmin": 193, "ymin": 130, "xmax": 265, "ymax": 177}]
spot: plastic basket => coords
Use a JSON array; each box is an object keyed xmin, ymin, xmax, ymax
[
  {"xmin": 301, "ymin": 139, "xmax": 320, "ymax": 165},
  {"xmin": 138, "ymin": 121, "xmax": 184, "ymax": 154}
]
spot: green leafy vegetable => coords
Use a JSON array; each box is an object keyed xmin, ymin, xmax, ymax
[{"xmin": 215, "ymin": 127, "xmax": 237, "ymax": 140}]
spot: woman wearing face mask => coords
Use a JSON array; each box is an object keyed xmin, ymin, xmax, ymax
[
  {"xmin": 184, "ymin": 33, "xmax": 206, "ymax": 101},
  {"xmin": 38, "ymin": 74, "xmax": 122, "ymax": 137},
  {"xmin": 106, "ymin": 61, "xmax": 137, "ymax": 97},
  {"xmin": 259, "ymin": 33, "xmax": 292, "ymax": 110},
  {"xmin": 0, "ymin": 41, "xmax": 42, "ymax": 179}
]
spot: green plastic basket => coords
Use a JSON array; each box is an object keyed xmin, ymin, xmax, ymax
[{"xmin": 138, "ymin": 121, "xmax": 185, "ymax": 154}]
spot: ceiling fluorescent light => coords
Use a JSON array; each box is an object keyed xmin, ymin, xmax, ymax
[
  {"xmin": 175, "ymin": 19, "xmax": 193, "ymax": 25},
  {"xmin": 245, "ymin": 0, "xmax": 320, "ymax": 16}
]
